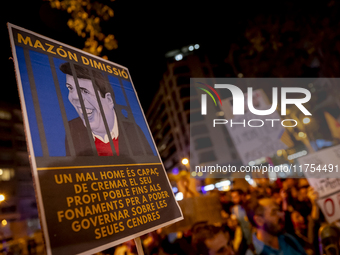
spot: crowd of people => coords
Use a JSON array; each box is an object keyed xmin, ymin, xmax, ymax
[
  {"xmin": 2, "ymin": 178, "xmax": 339, "ymax": 255},
  {"xmin": 110, "ymin": 178, "xmax": 340, "ymax": 255}
]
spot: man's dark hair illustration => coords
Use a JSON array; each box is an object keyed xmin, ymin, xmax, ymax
[{"xmin": 59, "ymin": 62, "xmax": 112, "ymax": 98}]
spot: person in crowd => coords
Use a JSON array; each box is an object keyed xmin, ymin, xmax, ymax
[
  {"xmin": 191, "ymin": 223, "xmax": 235, "ymax": 255},
  {"xmin": 142, "ymin": 230, "xmax": 163, "ymax": 255},
  {"xmin": 230, "ymin": 189, "xmax": 252, "ymax": 249},
  {"xmin": 114, "ymin": 240, "xmax": 137, "ymax": 255},
  {"xmin": 293, "ymin": 179, "xmax": 312, "ymax": 219},
  {"xmin": 283, "ymin": 178, "xmax": 296, "ymax": 190},
  {"xmin": 290, "ymin": 187, "xmax": 320, "ymax": 255},
  {"xmin": 225, "ymin": 214, "xmax": 244, "ymax": 253},
  {"xmin": 27, "ymin": 238, "xmax": 37, "ymax": 255},
  {"xmin": 280, "ymin": 178, "xmax": 298, "ymax": 212},
  {"xmin": 220, "ymin": 191, "xmax": 234, "ymax": 217},
  {"xmin": 271, "ymin": 186, "xmax": 283, "ymax": 207},
  {"xmin": 160, "ymin": 228, "xmax": 195, "ymax": 255},
  {"xmin": 245, "ymin": 196, "xmax": 307, "ymax": 255},
  {"xmin": 124, "ymin": 178, "xmax": 327, "ymax": 255},
  {"xmin": 254, "ymin": 179, "xmax": 271, "ymax": 197},
  {"xmin": 231, "ymin": 189, "xmax": 247, "ymax": 207}
]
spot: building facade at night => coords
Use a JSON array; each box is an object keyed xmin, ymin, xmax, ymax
[
  {"xmin": 146, "ymin": 45, "xmax": 240, "ymax": 174},
  {"xmin": 0, "ymin": 102, "xmax": 39, "ymax": 238}
]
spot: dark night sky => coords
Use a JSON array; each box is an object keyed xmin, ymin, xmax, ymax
[
  {"xmin": 1, "ymin": 0, "xmax": 251, "ymax": 109},
  {"xmin": 1, "ymin": 0, "xmax": 308, "ymax": 110}
]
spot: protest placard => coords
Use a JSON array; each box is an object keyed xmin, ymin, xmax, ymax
[
  {"xmin": 8, "ymin": 23, "xmax": 183, "ymax": 255},
  {"xmin": 298, "ymin": 144, "xmax": 340, "ymax": 223},
  {"xmin": 220, "ymin": 89, "xmax": 287, "ymax": 165}
]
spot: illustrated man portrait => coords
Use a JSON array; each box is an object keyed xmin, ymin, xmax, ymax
[{"xmin": 60, "ymin": 62, "xmax": 153, "ymax": 157}]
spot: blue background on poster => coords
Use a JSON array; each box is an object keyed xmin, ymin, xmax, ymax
[
  {"xmin": 30, "ymin": 51, "xmax": 66, "ymax": 156},
  {"xmin": 15, "ymin": 46, "xmax": 43, "ymax": 157},
  {"xmin": 16, "ymin": 47, "xmax": 156, "ymax": 157},
  {"xmin": 121, "ymin": 80, "xmax": 157, "ymax": 156}
]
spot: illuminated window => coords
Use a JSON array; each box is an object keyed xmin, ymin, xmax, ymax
[
  {"xmin": 0, "ymin": 168, "xmax": 15, "ymax": 181},
  {"xmin": 0, "ymin": 110, "xmax": 12, "ymax": 120},
  {"xmin": 158, "ymin": 144, "xmax": 166, "ymax": 152},
  {"xmin": 175, "ymin": 54, "xmax": 183, "ymax": 61}
]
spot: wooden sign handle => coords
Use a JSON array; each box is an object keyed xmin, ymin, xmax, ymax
[{"xmin": 134, "ymin": 237, "xmax": 144, "ymax": 255}]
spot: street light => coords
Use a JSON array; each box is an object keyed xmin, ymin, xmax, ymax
[
  {"xmin": 0, "ymin": 194, "xmax": 4, "ymax": 202},
  {"xmin": 303, "ymin": 117, "xmax": 311, "ymax": 124},
  {"xmin": 181, "ymin": 158, "xmax": 189, "ymax": 165},
  {"xmin": 298, "ymin": 132, "xmax": 307, "ymax": 139},
  {"xmin": 277, "ymin": 150, "xmax": 283, "ymax": 157}
]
